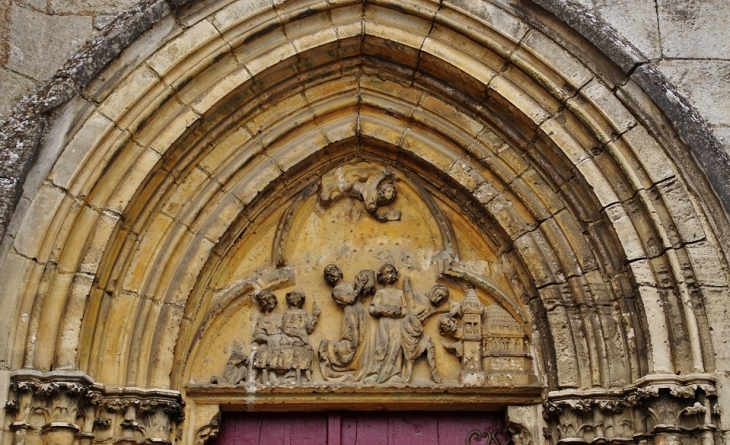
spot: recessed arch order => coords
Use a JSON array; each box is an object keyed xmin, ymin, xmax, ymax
[{"xmin": 2, "ymin": 0, "xmax": 730, "ymax": 444}]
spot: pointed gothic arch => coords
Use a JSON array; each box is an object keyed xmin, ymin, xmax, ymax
[{"xmin": 1, "ymin": 1, "xmax": 729, "ymax": 444}]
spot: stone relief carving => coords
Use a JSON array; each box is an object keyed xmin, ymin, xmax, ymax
[
  {"xmin": 250, "ymin": 290, "xmax": 321, "ymax": 385},
  {"xmin": 439, "ymin": 288, "xmax": 533, "ymax": 386},
  {"xmin": 209, "ymin": 341, "xmax": 248, "ymax": 386},
  {"xmin": 208, "ymin": 262, "xmax": 535, "ymax": 389},
  {"xmin": 318, "ymin": 162, "xmax": 401, "ymax": 221},
  {"xmin": 197, "ymin": 165, "xmax": 537, "ymax": 394},
  {"xmin": 318, "ymin": 265, "xmax": 374, "ymax": 382}
]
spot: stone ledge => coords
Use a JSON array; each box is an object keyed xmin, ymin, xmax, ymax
[{"xmin": 185, "ymin": 383, "xmax": 545, "ymax": 411}]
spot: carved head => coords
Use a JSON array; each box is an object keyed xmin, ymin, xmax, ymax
[
  {"xmin": 376, "ymin": 181, "xmax": 397, "ymax": 206},
  {"xmin": 439, "ymin": 314, "xmax": 458, "ymax": 336},
  {"xmin": 428, "ymin": 284, "xmax": 450, "ymax": 306},
  {"xmin": 354, "ymin": 270, "xmax": 375, "ymax": 297},
  {"xmin": 285, "ymin": 291, "xmax": 305, "ymax": 308},
  {"xmin": 377, "ymin": 263, "xmax": 398, "ymax": 285},
  {"xmin": 323, "ymin": 264, "xmax": 343, "ymax": 287},
  {"xmin": 255, "ymin": 290, "xmax": 278, "ymax": 313}
]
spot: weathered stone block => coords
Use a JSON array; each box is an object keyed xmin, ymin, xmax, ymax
[
  {"xmin": 421, "ymin": 33, "xmax": 499, "ymax": 87},
  {"xmin": 192, "ymin": 192, "xmax": 243, "ymax": 242},
  {"xmin": 13, "ymin": 184, "xmax": 67, "ymax": 260},
  {"xmin": 121, "ymin": 212, "xmax": 174, "ymax": 293},
  {"xmin": 443, "ymin": 0, "xmax": 529, "ymax": 44},
  {"xmin": 79, "ymin": 210, "xmax": 119, "ymax": 275},
  {"xmin": 6, "ymin": 5, "xmax": 91, "ymax": 80},
  {"xmin": 539, "ymin": 117, "xmax": 589, "ymax": 165},
  {"xmin": 49, "ymin": 111, "xmax": 115, "ymax": 190},
  {"xmin": 635, "ymin": 284, "xmax": 673, "ymax": 373},
  {"xmin": 657, "ymin": 0, "xmax": 730, "ymax": 59},
  {"xmin": 105, "ymin": 145, "xmax": 161, "ymax": 214},
  {"xmin": 515, "ymin": 229, "xmax": 565, "ymax": 287},
  {"xmin": 161, "ymin": 167, "xmax": 208, "ymax": 219},
  {"xmin": 364, "ymin": 5, "xmax": 430, "ymax": 49},
  {"xmin": 685, "ymin": 240, "xmax": 727, "ymax": 288},
  {"xmin": 55, "ymin": 272, "xmax": 95, "ymax": 368},
  {"xmin": 521, "ymin": 29, "xmax": 593, "ymax": 90},
  {"xmin": 658, "ymin": 60, "xmax": 730, "ymax": 128},
  {"xmin": 654, "ymin": 178, "xmax": 706, "ymax": 245},
  {"xmin": 490, "ymin": 76, "xmax": 550, "ymax": 125},
  {"xmin": 84, "ymin": 14, "xmax": 180, "ymax": 103},
  {"xmin": 97, "ymin": 63, "xmax": 169, "ymax": 127},
  {"xmin": 596, "ymin": 0, "xmax": 661, "ymax": 59},
  {"xmin": 553, "ymin": 209, "xmax": 599, "ymax": 273},
  {"xmin": 0, "ymin": 68, "xmax": 36, "ymax": 119},
  {"xmin": 0, "ymin": 250, "xmax": 32, "ymax": 360},
  {"xmin": 199, "ymin": 128, "xmax": 253, "ymax": 177},
  {"xmin": 447, "ymin": 159, "xmax": 485, "ymax": 192},
  {"xmin": 575, "ymin": 158, "xmax": 620, "ymax": 208},
  {"xmin": 620, "ymin": 125, "xmax": 676, "ymax": 184},
  {"xmin": 604, "ymin": 203, "xmax": 646, "ymax": 261},
  {"xmin": 400, "ymin": 129, "xmax": 459, "ymax": 173},
  {"xmin": 227, "ymin": 157, "xmax": 282, "ymax": 206},
  {"xmin": 48, "ymin": 0, "xmax": 139, "ymax": 15},
  {"xmin": 579, "ymin": 78, "xmax": 636, "ymax": 135}
]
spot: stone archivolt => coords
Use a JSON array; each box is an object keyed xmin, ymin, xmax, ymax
[{"xmin": 0, "ymin": 0, "xmax": 728, "ymax": 444}]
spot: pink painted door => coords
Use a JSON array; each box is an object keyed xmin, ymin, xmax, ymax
[{"xmin": 209, "ymin": 411, "xmax": 511, "ymax": 445}]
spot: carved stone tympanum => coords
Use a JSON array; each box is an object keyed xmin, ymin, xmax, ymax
[{"xmin": 189, "ymin": 161, "xmax": 540, "ymax": 408}]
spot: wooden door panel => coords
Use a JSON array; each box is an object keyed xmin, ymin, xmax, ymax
[
  {"xmin": 341, "ymin": 413, "xmax": 440, "ymax": 445},
  {"xmin": 210, "ymin": 411, "xmax": 508, "ymax": 445}
]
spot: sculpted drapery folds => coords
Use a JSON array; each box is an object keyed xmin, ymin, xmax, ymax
[
  {"xmin": 368, "ymin": 264, "xmax": 408, "ymax": 384},
  {"xmin": 318, "ymin": 265, "xmax": 373, "ymax": 382}
]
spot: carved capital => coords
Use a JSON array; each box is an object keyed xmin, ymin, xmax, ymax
[
  {"xmin": 4, "ymin": 370, "xmax": 185, "ymax": 445},
  {"xmin": 543, "ymin": 374, "xmax": 720, "ymax": 445}
]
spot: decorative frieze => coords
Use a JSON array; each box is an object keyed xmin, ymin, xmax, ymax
[{"xmin": 3, "ymin": 370, "xmax": 184, "ymax": 445}]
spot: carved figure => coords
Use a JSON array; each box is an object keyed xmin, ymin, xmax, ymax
[
  {"xmin": 251, "ymin": 290, "xmax": 285, "ymax": 385},
  {"xmin": 209, "ymin": 341, "xmax": 248, "ymax": 385},
  {"xmin": 367, "ymin": 264, "xmax": 407, "ymax": 383},
  {"xmin": 401, "ymin": 278, "xmax": 447, "ymax": 383},
  {"xmin": 319, "ymin": 162, "xmax": 401, "ymax": 221},
  {"xmin": 281, "ymin": 291, "xmax": 320, "ymax": 384},
  {"xmin": 250, "ymin": 289, "xmax": 322, "ymax": 385},
  {"xmin": 318, "ymin": 266, "xmax": 373, "ymax": 381}
]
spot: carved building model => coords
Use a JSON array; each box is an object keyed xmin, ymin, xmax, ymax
[{"xmin": 0, "ymin": 1, "xmax": 729, "ymax": 445}]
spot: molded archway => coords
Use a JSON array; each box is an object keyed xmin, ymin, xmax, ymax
[{"xmin": 1, "ymin": 1, "xmax": 728, "ymax": 444}]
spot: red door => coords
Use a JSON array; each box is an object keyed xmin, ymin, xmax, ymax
[{"xmin": 209, "ymin": 411, "xmax": 511, "ymax": 445}]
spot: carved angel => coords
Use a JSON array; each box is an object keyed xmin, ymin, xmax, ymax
[{"xmin": 319, "ymin": 162, "xmax": 400, "ymax": 221}]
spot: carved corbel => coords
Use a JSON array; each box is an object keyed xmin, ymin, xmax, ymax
[{"xmin": 195, "ymin": 411, "xmax": 221, "ymax": 445}]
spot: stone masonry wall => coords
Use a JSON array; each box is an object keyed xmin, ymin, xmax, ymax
[{"xmin": 0, "ymin": 0, "xmax": 727, "ymax": 158}]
